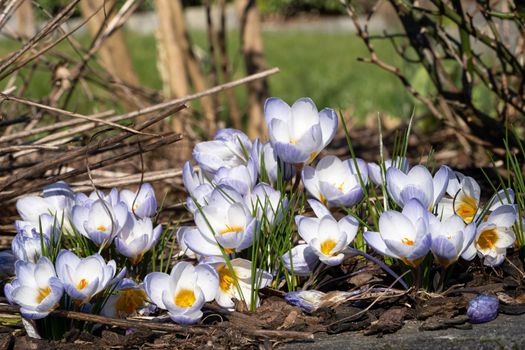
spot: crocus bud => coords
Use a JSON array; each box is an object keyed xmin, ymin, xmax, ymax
[{"xmin": 467, "ymin": 294, "xmax": 499, "ymax": 323}]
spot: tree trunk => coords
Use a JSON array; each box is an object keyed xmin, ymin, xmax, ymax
[
  {"xmin": 236, "ymin": 0, "xmax": 268, "ymax": 139},
  {"xmin": 79, "ymin": 0, "xmax": 142, "ymax": 109}
]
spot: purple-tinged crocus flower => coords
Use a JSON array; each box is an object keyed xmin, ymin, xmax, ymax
[
  {"xmin": 182, "ymin": 161, "xmax": 214, "ymax": 214},
  {"xmin": 114, "ymin": 217, "xmax": 162, "ymax": 265},
  {"xmin": 264, "ymin": 97, "xmax": 338, "ymax": 164},
  {"xmin": 303, "ymin": 155, "xmax": 368, "ymax": 207},
  {"xmin": 143, "ymin": 262, "xmax": 218, "ymax": 324},
  {"xmin": 282, "ymin": 244, "xmax": 318, "ymax": 276},
  {"xmin": 364, "ymin": 199, "xmax": 431, "ymax": 267},
  {"xmin": 16, "ymin": 181, "xmax": 75, "ymax": 233},
  {"xmin": 192, "ymin": 128, "xmax": 252, "ymax": 175},
  {"xmin": 71, "ymin": 199, "xmax": 132, "ymax": 246},
  {"xmin": 429, "ymin": 214, "xmax": 476, "ymax": 267},
  {"xmin": 55, "ymin": 250, "xmax": 117, "ymax": 304},
  {"xmin": 213, "ymin": 158, "xmax": 258, "ymax": 196},
  {"xmin": 245, "ymin": 183, "xmax": 288, "ymax": 225},
  {"xmin": 191, "ymin": 186, "xmax": 257, "ymax": 254},
  {"xmin": 120, "ymin": 183, "xmax": 158, "ymax": 219},
  {"xmin": 4, "ymin": 257, "xmax": 63, "ymax": 319},
  {"xmin": 386, "ymin": 164, "xmax": 449, "ymax": 210},
  {"xmin": 250, "ymin": 139, "xmax": 295, "ymax": 183},
  {"xmin": 12, "ymin": 214, "xmax": 56, "ymax": 263},
  {"xmin": 367, "ymin": 157, "xmax": 408, "ymax": 186}
]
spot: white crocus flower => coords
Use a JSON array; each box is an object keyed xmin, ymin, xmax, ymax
[
  {"xmin": 296, "ymin": 212, "xmax": 359, "ymax": 266},
  {"xmin": 244, "ymin": 183, "xmax": 288, "ymax": 225},
  {"xmin": 4, "ymin": 257, "xmax": 63, "ymax": 319},
  {"xmin": 468, "ymin": 205, "xmax": 517, "ymax": 266},
  {"xmin": 55, "ymin": 250, "xmax": 117, "ymax": 304},
  {"xmin": 143, "ymin": 262, "xmax": 218, "ymax": 324},
  {"xmin": 119, "ymin": 183, "xmax": 158, "ymax": 219},
  {"xmin": 303, "ymin": 155, "xmax": 368, "ymax": 208},
  {"xmin": 210, "ymin": 258, "xmax": 272, "ymax": 310},
  {"xmin": 429, "ymin": 214, "xmax": 476, "ymax": 267},
  {"xmin": 100, "ymin": 278, "xmax": 148, "ymax": 319},
  {"xmin": 114, "ymin": 217, "xmax": 162, "ymax": 265},
  {"xmin": 367, "ymin": 157, "xmax": 409, "ymax": 186}
]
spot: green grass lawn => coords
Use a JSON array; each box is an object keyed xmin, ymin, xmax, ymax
[{"xmin": 1, "ymin": 30, "xmax": 420, "ymax": 123}]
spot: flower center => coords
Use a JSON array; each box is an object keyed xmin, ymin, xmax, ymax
[
  {"xmin": 115, "ymin": 288, "xmax": 147, "ymax": 316},
  {"xmin": 335, "ymin": 182, "xmax": 345, "ymax": 192},
  {"xmin": 402, "ymin": 237, "xmax": 414, "ymax": 246},
  {"xmin": 36, "ymin": 287, "xmax": 51, "ymax": 304},
  {"xmin": 219, "ymin": 225, "xmax": 243, "ymax": 235},
  {"xmin": 320, "ymin": 239, "xmax": 337, "ymax": 255},
  {"xmin": 477, "ymin": 227, "xmax": 498, "ymax": 250},
  {"xmin": 76, "ymin": 278, "xmax": 89, "ymax": 290},
  {"xmin": 290, "ymin": 138, "xmax": 298, "ymax": 145},
  {"xmin": 218, "ymin": 265, "xmax": 235, "ymax": 292},
  {"xmin": 455, "ymin": 195, "xmax": 478, "ymax": 223},
  {"xmin": 96, "ymin": 225, "xmax": 107, "ymax": 232},
  {"xmin": 174, "ymin": 289, "xmax": 196, "ymax": 308}
]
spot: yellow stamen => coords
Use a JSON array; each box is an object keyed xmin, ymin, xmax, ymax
[
  {"xmin": 218, "ymin": 265, "xmax": 235, "ymax": 292},
  {"xmin": 319, "ymin": 193, "xmax": 327, "ymax": 206},
  {"xmin": 219, "ymin": 225, "xmax": 243, "ymax": 235},
  {"xmin": 477, "ymin": 227, "xmax": 498, "ymax": 250},
  {"xmin": 115, "ymin": 288, "xmax": 147, "ymax": 317},
  {"xmin": 402, "ymin": 237, "xmax": 414, "ymax": 246},
  {"xmin": 455, "ymin": 195, "xmax": 478, "ymax": 223},
  {"xmin": 290, "ymin": 138, "xmax": 298, "ymax": 145},
  {"xmin": 96, "ymin": 225, "xmax": 107, "ymax": 232},
  {"xmin": 307, "ymin": 151, "xmax": 318, "ymax": 164},
  {"xmin": 336, "ymin": 182, "xmax": 345, "ymax": 192},
  {"xmin": 320, "ymin": 239, "xmax": 337, "ymax": 256},
  {"xmin": 174, "ymin": 289, "xmax": 196, "ymax": 308},
  {"xmin": 76, "ymin": 279, "xmax": 88, "ymax": 290},
  {"xmin": 36, "ymin": 287, "xmax": 51, "ymax": 304}
]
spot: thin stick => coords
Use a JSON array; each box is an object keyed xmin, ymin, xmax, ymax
[{"xmin": 0, "ymin": 93, "xmax": 151, "ymax": 136}]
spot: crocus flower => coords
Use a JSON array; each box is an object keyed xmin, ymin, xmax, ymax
[
  {"xmin": 101, "ymin": 278, "xmax": 148, "ymax": 319},
  {"xmin": 386, "ymin": 165, "xmax": 449, "ymax": 210},
  {"xmin": 182, "ymin": 161, "xmax": 214, "ymax": 214},
  {"xmin": 245, "ymin": 183, "xmax": 288, "ymax": 225},
  {"xmin": 429, "ymin": 214, "xmax": 476, "ymax": 267},
  {"xmin": 367, "ymin": 157, "xmax": 408, "ymax": 186},
  {"xmin": 364, "ymin": 199, "xmax": 431, "ymax": 267},
  {"xmin": 212, "ymin": 258, "xmax": 272, "ymax": 310},
  {"xmin": 120, "ymin": 183, "xmax": 158, "ymax": 219},
  {"xmin": 296, "ymin": 213, "xmax": 359, "ymax": 266},
  {"xmin": 56, "ymin": 250, "xmax": 117, "ymax": 304},
  {"xmin": 469, "ymin": 204, "xmax": 516, "ymax": 266},
  {"xmin": 438, "ymin": 174, "xmax": 481, "ymax": 223},
  {"xmin": 114, "ymin": 217, "xmax": 162, "ymax": 265},
  {"xmin": 71, "ymin": 199, "xmax": 132, "ymax": 246},
  {"xmin": 467, "ymin": 294, "xmax": 499, "ymax": 324},
  {"xmin": 143, "ymin": 262, "xmax": 218, "ymax": 324},
  {"xmin": 12, "ymin": 214, "xmax": 56, "ymax": 263},
  {"xmin": 282, "ymin": 244, "xmax": 318, "ymax": 276},
  {"xmin": 192, "ymin": 128, "xmax": 252, "ymax": 175},
  {"xmin": 4, "ymin": 257, "xmax": 63, "ymax": 319},
  {"xmin": 250, "ymin": 139, "xmax": 295, "ymax": 183},
  {"xmin": 16, "ymin": 181, "xmax": 74, "ymax": 232},
  {"xmin": 192, "ymin": 187, "xmax": 257, "ymax": 253},
  {"xmin": 303, "ymin": 155, "xmax": 368, "ymax": 207},
  {"xmin": 264, "ymin": 97, "xmax": 338, "ymax": 164},
  {"xmin": 176, "ymin": 226, "xmax": 198, "ymax": 259},
  {"xmin": 213, "ymin": 158, "xmax": 258, "ymax": 196}
]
